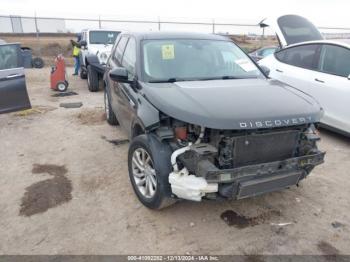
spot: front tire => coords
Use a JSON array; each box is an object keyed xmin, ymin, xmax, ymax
[
  {"xmin": 104, "ymin": 88, "xmax": 118, "ymax": 125},
  {"xmin": 128, "ymin": 135, "xmax": 176, "ymax": 210},
  {"xmin": 87, "ymin": 65, "xmax": 99, "ymax": 92}
]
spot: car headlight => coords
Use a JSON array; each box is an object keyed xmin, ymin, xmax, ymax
[{"xmin": 99, "ymin": 52, "xmax": 109, "ymax": 64}]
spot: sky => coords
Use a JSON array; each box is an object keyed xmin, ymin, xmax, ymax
[{"xmin": 1, "ymin": 0, "xmax": 350, "ymax": 33}]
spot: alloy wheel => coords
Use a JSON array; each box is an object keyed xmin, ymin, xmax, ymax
[{"xmin": 131, "ymin": 148, "xmax": 157, "ymax": 198}]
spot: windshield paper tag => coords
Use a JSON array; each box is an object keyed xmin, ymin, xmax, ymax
[
  {"xmin": 161, "ymin": 44, "xmax": 175, "ymax": 60},
  {"xmin": 235, "ymin": 59, "xmax": 256, "ymax": 72}
]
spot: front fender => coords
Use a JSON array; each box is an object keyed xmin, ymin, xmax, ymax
[
  {"xmin": 86, "ymin": 54, "xmax": 105, "ymax": 74},
  {"xmin": 136, "ymin": 93, "xmax": 160, "ymax": 131}
]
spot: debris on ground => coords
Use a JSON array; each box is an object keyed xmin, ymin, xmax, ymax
[
  {"xmin": 190, "ymin": 222, "xmax": 195, "ymax": 227},
  {"xmin": 101, "ymin": 136, "xmax": 129, "ymax": 146},
  {"xmin": 270, "ymin": 222, "xmax": 293, "ymax": 227},
  {"xmin": 60, "ymin": 102, "xmax": 83, "ymax": 108},
  {"xmin": 51, "ymin": 91, "xmax": 78, "ymax": 97},
  {"xmin": 13, "ymin": 105, "xmax": 56, "ymax": 116},
  {"xmin": 331, "ymin": 221, "xmax": 345, "ymax": 229},
  {"xmin": 76, "ymin": 109, "xmax": 105, "ymax": 125}
]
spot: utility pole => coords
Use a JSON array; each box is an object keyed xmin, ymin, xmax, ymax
[
  {"xmin": 34, "ymin": 12, "xmax": 41, "ymax": 56},
  {"xmin": 158, "ymin": 17, "xmax": 161, "ymax": 31},
  {"xmin": 99, "ymin": 15, "xmax": 102, "ymax": 29},
  {"xmin": 212, "ymin": 19, "xmax": 215, "ymax": 34}
]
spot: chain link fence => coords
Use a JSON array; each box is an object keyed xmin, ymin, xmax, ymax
[
  {"xmin": 1, "ymin": 15, "xmax": 349, "ymax": 66},
  {"xmin": 1, "ymin": 15, "xmax": 350, "ymax": 36}
]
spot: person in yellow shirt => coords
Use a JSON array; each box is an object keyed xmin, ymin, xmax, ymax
[{"xmin": 70, "ymin": 34, "xmax": 81, "ymax": 76}]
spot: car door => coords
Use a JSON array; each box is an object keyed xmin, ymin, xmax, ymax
[
  {"xmin": 108, "ymin": 35, "xmax": 129, "ymax": 129},
  {"xmin": 0, "ymin": 43, "xmax": 31, "ymax": 114},
  {"xmin": 260, "ymin": 15, "xmax": 323, "ymax": 48},
  {"xmin": 119, "ymin": 37, "xmax": 138, "ymax": 133},
  {"xmin": 311, "ymin": 44, "xmax": 350, "ymax": 133},
  {"xmin": 267, "ymin": 44, "xmax": 321, "ymax": 89}
]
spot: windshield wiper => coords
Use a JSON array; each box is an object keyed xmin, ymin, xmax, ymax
[
  {"xmin": 221, "ymin": 76, "xmax": 240, "ymax": 79},
  {"xmin": 148, "ymin": 78, "xmax": 182, "ymax": 83}
]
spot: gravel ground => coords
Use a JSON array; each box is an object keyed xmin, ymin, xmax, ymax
[{"xmin": 0, "ymin": 68, "xmax": 349, "ymax": 255}]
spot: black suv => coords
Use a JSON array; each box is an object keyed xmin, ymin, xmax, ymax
[{"xmin": 103, "ymin": 32, "xmax": 325, "ymax": 209}]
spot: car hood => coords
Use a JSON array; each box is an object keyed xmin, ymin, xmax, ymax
[
  {"xmin": 88, "ymin": 44, "xmax": 113, "ymax": 55},
  {"xmin": 141, "ymin": 79, "xmax": 323, "ymax": 130}
]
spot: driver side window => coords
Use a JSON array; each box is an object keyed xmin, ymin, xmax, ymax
[
  {"xmin": 0, "ymin": 44, "xmax": 20, "ymax": 70},
  {"xmin": 121, "ymin": 38, "xmax": 136, "ymax": 78},
  {"xmin": 113, "ymin": 36, "xmax": 128, "ymax": 65}
]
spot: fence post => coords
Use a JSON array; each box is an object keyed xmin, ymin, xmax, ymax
[{"xmin": 34, "ymin": 12, "xmax": 41, "ymax": 56}]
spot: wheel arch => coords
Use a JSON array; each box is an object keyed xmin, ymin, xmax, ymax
[{"xmin": 131, "ymin": 120, "xmax": 146, "ymax": 139}]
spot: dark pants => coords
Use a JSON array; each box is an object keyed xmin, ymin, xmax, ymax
[{"xmin": 73, "ymin": 56, "xmax": 80, "ymax": 75}]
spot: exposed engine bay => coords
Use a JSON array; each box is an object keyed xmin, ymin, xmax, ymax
[{"xmin": 157, "ymin": 118, "xmax": 325, "ymax": 202}]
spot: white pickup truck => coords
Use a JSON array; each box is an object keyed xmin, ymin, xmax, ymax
[{"xmin": 79, "ymin": 29, "xmax": 120, "ymax": 91}]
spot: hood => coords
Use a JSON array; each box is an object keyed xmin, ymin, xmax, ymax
[
  {"xmin": 259, "ymin": 15, "xmax": 323, "ymax": 47},
  {"xmin": 88, "ymin": 44, "xmax": 112, "ymax": 64},
  {"xmin": 88, "ymin": 44, "xmax": 113, "ymax": 55},
  {"xmin": 142, "ymin": 79, "xmax": 323, "ymax": 130}
]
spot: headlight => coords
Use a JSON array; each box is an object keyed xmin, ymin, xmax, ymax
[{"xmin": 99, "ymin": 52, "xmax": 109, "ymax": 64}]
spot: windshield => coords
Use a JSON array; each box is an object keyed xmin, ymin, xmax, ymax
[
  {"xmin": 142, "ymin": 39, "xmax": 264, "ymax": 82},
  {"xmin": 89, "ymin": 31, "xmax": 120, "ymax": 45}
]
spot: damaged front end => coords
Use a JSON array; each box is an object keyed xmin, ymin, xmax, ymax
[{"xmin": 161, "ymin": 120, "xmax": 325, "ymax": 202}]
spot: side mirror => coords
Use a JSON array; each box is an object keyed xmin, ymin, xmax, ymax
[
  {"xmin": 260, "ymin": 65, "xmax": 270, "ymax": 76},
  {"xmin": 80, "ymin": 40, "xmax": 87, "ymax": 47},
  {"xmin": 109, "ymin": 67, "xmax": 131, "ymax": 83}
]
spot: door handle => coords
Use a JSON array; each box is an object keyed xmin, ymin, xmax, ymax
[
  {"xmin": 276, "ymin": 69, "xmax": 283, "ymax": 73},
  {"xmin": 129, "ymin": 99, "xmax": 136, "ymax": 108},
  {"xmin": 6, "ymin": 74, "xmax": 21, "ymax": 79},
  {"xmin": 315, "ymin": 78, "xmax": 325, "ymax": 83}
]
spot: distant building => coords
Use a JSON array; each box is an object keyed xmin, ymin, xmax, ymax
[{"xmin": 0, "ymin": 16, "xmax": 66, "ymax": 33}]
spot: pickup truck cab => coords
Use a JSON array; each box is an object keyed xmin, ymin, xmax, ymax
[{"xmin": 79, "ymin": 29, "xmax": 120, "ymax": 91}]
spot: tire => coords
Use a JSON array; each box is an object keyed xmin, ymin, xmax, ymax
[
  {"xmin": 32, "ymin": 57, "xmax": 44, "ymax": 68},
  {"xmin": 80, "ymin": 69, "xmax": 87, "ymax": 79},
  {"xmin": 104, "ymin": 88, "xmax": 118, "ymax": 125},
  {"xmin": 56, "ymin": 81, "xmax": 68, "ymax": 92},
  {"xmin": 128, "ymin": 134, "xmax": 177, "ymax": 210},
  {"xmin": 87, "ymin": 65, "xmax": 99, "ymax": 92}
]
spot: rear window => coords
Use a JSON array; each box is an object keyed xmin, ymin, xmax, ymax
[{"xmin": 277, "ymin": 15, "xmax": 323, "ymax": 45}]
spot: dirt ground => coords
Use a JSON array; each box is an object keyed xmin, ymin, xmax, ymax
[{"xmin": 0, "ymin": 68, "xmax": 349, "ymax": 255}]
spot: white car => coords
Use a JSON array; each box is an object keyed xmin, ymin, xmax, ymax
[
  {"xmin": 79, "ymin": 29, "xmax": 121, "ymax": 91},
  {"xmin": 259, "ymin": 15, "xmax": 350, "ymax": 136}
]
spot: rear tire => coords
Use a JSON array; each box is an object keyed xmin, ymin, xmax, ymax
[
  {"xmin": 87, "ymin": 65, "xmax": 99, "ymax": 92},
  {"xmin": 104, "ymin": 88, "xmax": 118, "ymax": 125},
  {"xmin": 32, "ymin": 57, "xmax": 44, "ymax": 68},
  {"xmin": 128, "ymin": 135, "xmax": 177, "ymax": 210}
]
